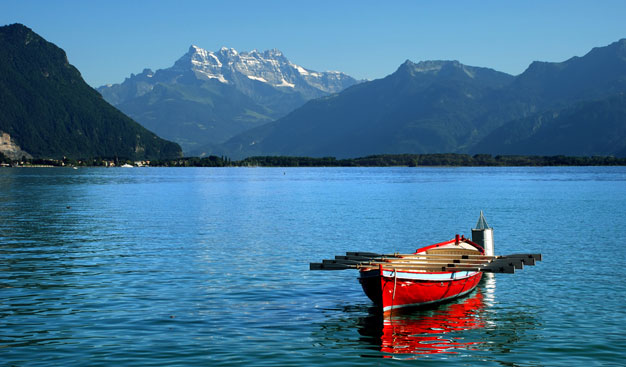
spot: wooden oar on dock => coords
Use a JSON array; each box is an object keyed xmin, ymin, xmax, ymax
[{"xmin": 310, "ymin": 252, "xmax": 542, "ymax": 274}]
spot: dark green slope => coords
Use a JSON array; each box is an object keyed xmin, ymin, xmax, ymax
[
  {"xmin": 220, "ymin": 60, "xmax": 514, "ymax": 159},
  {"xmin": 474, "ymin": 93, "xmax": 626, "ymax": 157},
  {"xmin": 0, "ymin": 24, "xmax": 182, "ymax": 160}
]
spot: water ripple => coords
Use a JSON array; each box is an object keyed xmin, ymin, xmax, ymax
[{"xmin": 1, "ymin": 167, "xmax": 625, "ymax": 366}]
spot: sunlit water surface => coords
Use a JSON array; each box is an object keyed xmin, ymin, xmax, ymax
[{"xmin": 1, "ymin": 167, "xmax": 625, "ymax": 366}]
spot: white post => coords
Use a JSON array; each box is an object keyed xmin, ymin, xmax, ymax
[{"xmin": 471, "ymin": 211, "xmax": 494, "ymax": 256}]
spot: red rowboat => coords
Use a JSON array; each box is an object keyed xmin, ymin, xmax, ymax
[
  {"xmin": 358, "ymin": 235, "xmax": 485, "ymax": 313},
  {"xmin": 310, "ymin": 212, "xmax": 541, "ymax": 314}
]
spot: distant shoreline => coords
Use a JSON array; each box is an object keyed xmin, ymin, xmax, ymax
[
  {"xmin": 228, "ymin": 154, "xmax": 626, "ymax": 167},
  {"xmin": 3, "ymin": 153, "xmax": 626, "ymax": 168}
]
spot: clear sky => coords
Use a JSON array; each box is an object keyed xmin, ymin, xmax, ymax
[{"xmin": 1, "ymin": 0, "xmax": 625, "ymax": 87}]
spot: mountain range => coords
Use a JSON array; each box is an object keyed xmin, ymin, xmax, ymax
[
  {"xmin": 219, "ymin": 60, "xmax": 514, "ymax": 158},
  {"xmin": 3, "ymin": 22, "xmax": 625, "ymax": 161},
  {"xmin": 216, "ymin": 38, "xmax": 626, "ymax": 159},
  {"xmin": 97, "ymin": 46, "xmax": 358, "ymax": 154},
  {"xmin": 0, "ymin": 24, "xmax": 182, "ymax": 161}
]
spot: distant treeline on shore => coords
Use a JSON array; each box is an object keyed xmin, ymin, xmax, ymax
[
  {"xmin": 3, "ymin": 153, "xmax": 626, "ymax": 168},
  {"xmin": 230, "ymin": 154, "xmax": 626, "ymax": 167}
]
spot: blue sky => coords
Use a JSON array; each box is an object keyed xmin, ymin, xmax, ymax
[{"xmin": 1, "ymin": 0, "xmax": 625, "ymax": 87}]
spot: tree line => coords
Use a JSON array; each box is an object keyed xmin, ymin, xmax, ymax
[
  {"xmin": 152, "ymin": 153, "xmax": 626, "ymax": 167},
  {"xmin": 3, "ymin": 153, "xmax": 626, "ymax": 167}
]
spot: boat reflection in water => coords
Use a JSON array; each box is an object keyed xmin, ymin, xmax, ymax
[{"xmin": 360, "ymin": 274, "xmax": 496, "ymax": 357}]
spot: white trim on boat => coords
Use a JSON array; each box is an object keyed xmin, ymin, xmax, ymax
[{"xmin": 380, "ymin": 270, "xmax": 479, "ymax": 281}]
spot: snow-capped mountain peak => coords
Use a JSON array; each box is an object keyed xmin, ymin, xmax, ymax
[
  {"xmin": 218, "ymin": 46, "xmax": 238, "ymax": 57},
  {"xmin": 99, "ymin": 44, "xmax": 358, "ymax": 111},
  {"xmin": 171, "ymin": 45, "xmax": 355, "ymax": 93},
  {"xmin": 96, "ymin": 43, "xmax": 358, "ymax": 155}
]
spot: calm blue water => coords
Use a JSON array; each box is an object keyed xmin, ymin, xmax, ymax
[{"xmin": 1, "ymin": 167, "xmax": 625, "ymax": 366}]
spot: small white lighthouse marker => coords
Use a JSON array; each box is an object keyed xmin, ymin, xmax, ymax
[{"xmin": 471, "ymin": 211, "xmax": 494, "ymax": 256}]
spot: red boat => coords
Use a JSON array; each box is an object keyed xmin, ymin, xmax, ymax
[
  {"xmin": 310, "ymin": 213, "xmax": 540, "ymax": 313},
  {"xmin": 358, "ymin": 235, "xmax": 485, "ymax": 313}
]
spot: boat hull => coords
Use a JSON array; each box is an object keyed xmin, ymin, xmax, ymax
[{"xmin": 359, "ymin": 267, "xmax": 483, "ymax": 312}]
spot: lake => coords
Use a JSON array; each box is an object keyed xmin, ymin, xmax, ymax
[{"xmin": 1, "ymin": 167, "xmax": 625, "ymax": 366}]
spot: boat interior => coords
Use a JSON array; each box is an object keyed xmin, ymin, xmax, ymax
[{"xmin": 422, "ymin": 247, "xmax": 482, "ymax": 256}]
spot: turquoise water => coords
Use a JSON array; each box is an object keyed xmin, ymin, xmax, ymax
[{"xmin": 1, "ymin": 167, "xmax": 625, "ymax": 366}]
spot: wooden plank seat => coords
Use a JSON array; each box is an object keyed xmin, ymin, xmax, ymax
[{"xmin": 424, "ymin": 248, "xmax": 482, "ymax": 256}]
